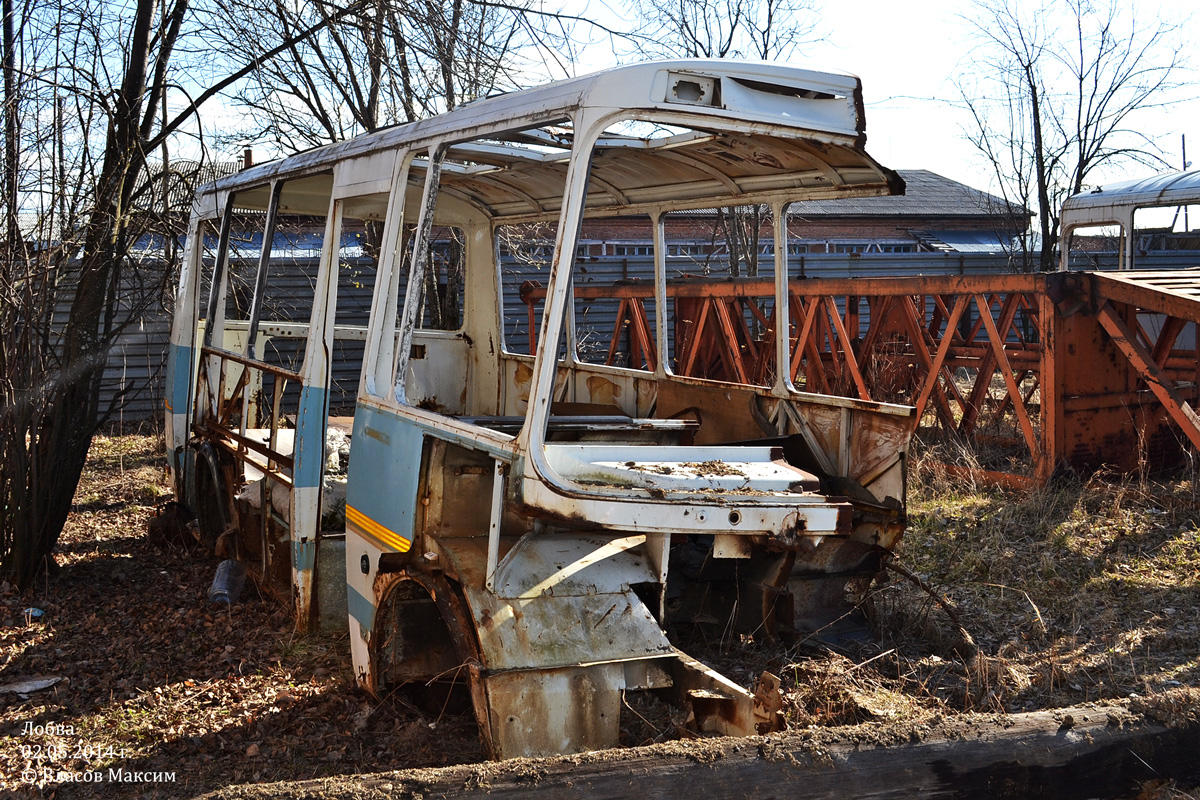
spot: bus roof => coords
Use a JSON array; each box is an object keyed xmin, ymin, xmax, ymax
[
  {"xmin": 204, "ymin": 59, "xmax": 903, "ymax": 219},
  {"xmin": 1063, "ymin": 169, "xmax": 1200, "ymax": 224}
]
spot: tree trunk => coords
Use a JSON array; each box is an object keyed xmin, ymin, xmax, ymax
[
  {"xmin": 3, "ymin": 0, "xmax": 19, "ymax": 253},
  {"xmin": 1026, "ymin": 66, "xmax": 1056, "ymax": 272},
  {"xmin": 7, "ymin": 0, "xmax": 157, "ymax": 588}
]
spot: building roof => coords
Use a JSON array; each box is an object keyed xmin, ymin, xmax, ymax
[
  {"xmin": 133, "ymin": 159, "xmax": 242, "ymax": 212},
  {"xmin": 788, "ymin": 169, "xmax": 1028, "ymax": 219},
  {"xmin": 912, "ymin": 229, "xmax": 1029, "ymax": 254}
]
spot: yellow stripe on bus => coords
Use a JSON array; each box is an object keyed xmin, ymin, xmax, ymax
[{"xmin": 345, "ymin": 505, "xmax": 412, "ymax": 553}]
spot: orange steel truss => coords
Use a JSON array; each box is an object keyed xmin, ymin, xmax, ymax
[{"xmin": 523, "ymin": 271, "xmax": 1200, "ymax": 487}]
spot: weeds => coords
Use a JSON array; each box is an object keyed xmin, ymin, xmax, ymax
[
  {"xmin": 757, "ymin": 436, "xmax": 1200, "ymax": 731},
  {"xmin": 865, "ymin": 439, "xmax": 1200, "ymax": 715}
]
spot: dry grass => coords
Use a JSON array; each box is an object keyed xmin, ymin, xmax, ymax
[
  {"xmin": 890, "ymin": 441, "xmax": 1200, "ymax": 714},
  {"xmin": 693, "ymin": 437, "xmax": 1199, "ymax": 747}
]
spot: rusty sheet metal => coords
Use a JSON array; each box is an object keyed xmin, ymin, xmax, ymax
[
  {"xmin": 666, "ymin": 650, "xmax": 782, "ymax": 738},
  {"xmin": 482, "ymin": 663, "xmax": 625, "ymax": 759},
  {"xmin": 492, "ymin": 533, "xmax": 660, "ymax": 598},
  {"xmin": 440, "ymin": 536, "xmax": 674, "ymax": 672},
  {"xmin": 1090, "ymin": 270, "xmax": 1200, "ymax": 322},
  {"xmin": 438, "ymin": 531, "xmax": 782, "ymax": 758},
  {"xmin": 1052, "ymin": 271, "xmax": 1200, "ymax": 475},
  {"xmin": 1095, "ymin": 302, "xmax": 1200, "ymax": 452},
  {"xmin": 483, "ymin": 649, "xmax": 778, "ymax": 758}
]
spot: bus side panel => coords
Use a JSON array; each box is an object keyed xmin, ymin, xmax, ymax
[
  {"xmin": 164, "ymin": 342, "xmax": 193, "ymax": 487},
  {"xmin": 291, "ymin": 383, "xmax": 329, "ymax": 629},
  {"xmin": 344, "ymin": 403, "xmax": 425, "ymax": 680}
]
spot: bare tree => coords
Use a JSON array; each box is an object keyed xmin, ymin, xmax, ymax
[
  {"xmin": 217, "ymin": 0, "xmax": 580, "ymax": 151},
  {"xmin": 211, "ymin": 0, "xmax": 597, "ymax": 350},
  {"xmin": 0, "ymin": 0, "xmax": 371, "ymax": 588},
  {"xmin": 626, "ymin": 0, "xmax": 818, "ymax": 62},
  {"xmin": 958, "ymin": 0, "xmax": 1188, "ymax": 271},
  {"xmin": 1, "ymin": 0, "xmax": 191, "ymax": 589},
  {"xmin": 2, "ymin": 0, "xmax": 18, "ymax": 253}
]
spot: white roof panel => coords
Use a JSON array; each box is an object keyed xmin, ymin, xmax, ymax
[
  {"xmin": 199, "ymin": 59, "xmax": 903, "ymax": 220},
  {"xmin": 1063, "ymin": 170, "xmax": 1200, "ymax": 215}
]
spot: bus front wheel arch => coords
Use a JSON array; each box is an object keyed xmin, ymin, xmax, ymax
[{"xmin": 370, "ymin": 572, "xmax": 493, "ymax": 750}]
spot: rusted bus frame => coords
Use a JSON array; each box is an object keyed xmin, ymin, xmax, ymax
[
  {"xmin": 195, "ymin": 344, "xmax": 299, "ymax": 484},
  {"xmin": 522, "ymin": 274, "xmax": 1055, "ymax": 486},
  {"xmin": 164, "ymin": 60, "xmax": 920, "ymax": 759}
]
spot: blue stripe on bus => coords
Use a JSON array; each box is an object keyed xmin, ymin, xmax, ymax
[
  {"xmin": 292, "ymin": 538, "xmax": 317, "ymax": 573},
  {"xmin": 294, "ymin": 384, "xmax": 329, "ymax": 489},
  {"xmin": 347, "ymin": 584, "xmax": 375, "ymax": 631},
  {"xmin": 166, "ymin": 343, "xmax": 192, "ymax": 414}
]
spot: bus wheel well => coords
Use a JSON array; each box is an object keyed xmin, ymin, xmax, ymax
[{"xmin": 372, "ymin": 573, "xmax": 481, "ymax": 719}]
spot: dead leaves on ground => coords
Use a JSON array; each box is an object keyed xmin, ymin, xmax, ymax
[{"xmin": 0, "ymin": 434, "xmax": 481, "ymax": 799}]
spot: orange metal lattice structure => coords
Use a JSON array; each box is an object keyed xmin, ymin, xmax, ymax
[{"xmin": 523, "ymin": 271, "xmax": 1200, "ymax": 487}]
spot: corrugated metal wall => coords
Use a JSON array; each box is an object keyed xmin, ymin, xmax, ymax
[
  {"xmin": 222, "ymin": 255, "xmax": 377, "ymax": 414},
  {"xmin": 49, "ymin": 260, "xmax": 176, "ymax": 429}
]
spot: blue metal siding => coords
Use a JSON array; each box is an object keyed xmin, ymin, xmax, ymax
[{"xmin": 345, "ymin": 405, "xmax": 425, "ymax": 551}]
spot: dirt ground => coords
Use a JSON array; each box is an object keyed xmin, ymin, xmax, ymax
[{"xmin": 2, "ymin": 433, "xmax": 1199, "ymax": 798}]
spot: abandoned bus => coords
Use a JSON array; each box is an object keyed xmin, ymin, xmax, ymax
[
  {"xmin": 165, "ymin": 60, "xmax": 917, "ymax": 759},
  {"xmin": 1060, "ymin": 169, "xmax": 1200, "ymax": 271}
]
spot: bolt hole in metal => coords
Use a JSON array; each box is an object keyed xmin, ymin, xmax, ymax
[
  {"xmin": 673, "ymin": 80, "xmax": 705, "ymax": 103},
  {"xmin": 728, "ymin": 510, "xmax": 741, "ymax": 525}
]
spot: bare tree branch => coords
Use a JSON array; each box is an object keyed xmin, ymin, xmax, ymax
[{"xmin": 956, "ymin": 0, "xmax": 1188, "ymax": 271}]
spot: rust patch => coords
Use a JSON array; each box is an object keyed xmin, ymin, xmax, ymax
[
  {"xmin": 753, "ymin": 671, "xmax": 785, "ymax": 734},
  {"xmin": 513, "ymin": 362, "xmax": 534, "ymax": 405},
  {"xmin": 584, "ymin": 375, "xmax": 623, "ymax": 405}
]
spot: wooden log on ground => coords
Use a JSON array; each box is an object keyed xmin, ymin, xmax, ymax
[{"xmin": 200, "ymin": 691, "xmax": 1200, "ymax": 800}]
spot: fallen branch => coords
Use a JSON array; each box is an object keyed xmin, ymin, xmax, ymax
[{"xmin": 884, "ymin": 558, "xmax": 977, "ymax": 661}]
